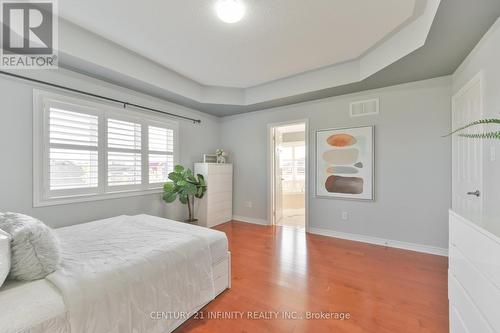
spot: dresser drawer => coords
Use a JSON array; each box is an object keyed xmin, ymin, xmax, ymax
[
  {"xmin": 208, "ymin": 164, "xmax": 233, "ymax": 175},
  {"xmin": 207, "ymin": 209, "xmax": 232, "ymax": 225},
  {"xmin": 208, "ymin": 191, "xmax": 232, "ymax": 205},
  {"xmin": 208, "ymin": 200, "xmax": 232, "ymax": 212},
  {"xmin": 449, "ymin": 244, "xmax": 500, "ymax": 330},
  {"xmin": 450, "ymin": 305, "xmax": 468, "ymax": 333},
  {"xmin": 450, "ymin": 212, "xmax": 500, "ymax": 290},
  {"xmin": 448, "ymin": 273, "xmax": 493, "ymax": 333},
  {"xmin": 207, "ymin": 174, "xmax": 232, "ymax": 193}
]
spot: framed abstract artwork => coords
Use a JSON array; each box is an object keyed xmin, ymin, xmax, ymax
[{"xmin": 316, "ymin": 126, "xmax": 374, "ymax": 200}]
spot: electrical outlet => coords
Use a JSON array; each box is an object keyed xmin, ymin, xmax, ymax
[
  {"xmin": 341, "ymin": 211, "xmax": 348, "ymax": 221},
  {"xmin": 245, "ymin": 201, "xmax": 253, "ymax": 208}
]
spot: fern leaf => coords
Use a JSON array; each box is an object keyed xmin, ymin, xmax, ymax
[
  {"xmin": 458, "ymin": 131, "xmax": 500, "ymax": 140},
  {"xmin": 443, "ymin": 118, "xmax": 500, "ymax": 137}
]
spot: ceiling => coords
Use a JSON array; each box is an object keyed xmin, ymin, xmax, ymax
[
  {"xmin": 59, "ymin": 0, "xmax": 417, "ymax": 88},
  {"xmin": 55, "ymin": 0, "xmax": 500, "ymax": 117}
]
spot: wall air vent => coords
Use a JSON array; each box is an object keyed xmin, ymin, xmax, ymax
[{"xmin": 350, "ymin": 98, "xmax": 379, "ymax": 117}]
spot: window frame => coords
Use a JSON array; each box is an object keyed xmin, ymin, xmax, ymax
[{"xmin": 33, "ymin": 89, "xmax": 179, "ymax": 207}]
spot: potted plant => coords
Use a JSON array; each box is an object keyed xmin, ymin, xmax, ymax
[{"xmin": 162, "ymin": 165, "xmax": 207, "ymax": 223}]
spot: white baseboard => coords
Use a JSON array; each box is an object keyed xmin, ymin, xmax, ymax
[
  {"xmin": 308, "ymin": 227, "xmax": 448, "ymax": 257},
  {"xmin": 232, "ymin": 215, "xmax": 269, "ymax": 226},
  {"xmin": 228, "ymin": 217, "xmax": 448, "ymax": 256}
]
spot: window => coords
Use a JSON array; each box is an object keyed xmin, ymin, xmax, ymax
[
  {"xmin": 34, "ymin": 90, "xmax": 178, "ymax": 206},
  {"xmin": 48, "ymin": 108, "xmax": 99, "ymax": 193},
  {"xmin": 148, "ymin": 125, "xmax": 175, "ymax": 184},
  {"xmin": 107, "ymin": 118, "xmax": 142, "ymax": 188},
  {"xmin": 279, "ymin": 143, "xmax": 305, "ymax": 194}
]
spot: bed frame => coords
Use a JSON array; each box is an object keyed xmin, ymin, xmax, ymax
[{"xmin": 213, "ymin": 251, "xmax": 231, "ymax": 295}]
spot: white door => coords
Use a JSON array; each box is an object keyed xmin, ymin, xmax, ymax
[
  {"xmin": 452, "ymin": 73, "xmax": 483, "ymax": 221},
  {"xmin": 274, "ymin": 129, "xmax": 283, "ymax": 224}
]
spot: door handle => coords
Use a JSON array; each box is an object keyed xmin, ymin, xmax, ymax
[{"xmin": 466, "ymin": 190, "xmax": 481, "ymax": 197}]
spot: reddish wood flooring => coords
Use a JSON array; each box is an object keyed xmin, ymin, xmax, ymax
[{"xmin": 176, "ymin": 221, "xmax": 448, "ymax": 333}]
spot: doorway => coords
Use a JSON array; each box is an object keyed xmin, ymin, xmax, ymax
[{"xmin": 269, "ymin": 121, "xmax": 308, "ymax": 229}]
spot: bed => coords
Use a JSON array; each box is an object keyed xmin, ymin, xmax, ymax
[{"xmin": 0, "ymin": 214, "xmax": 230, "ymax": 333}]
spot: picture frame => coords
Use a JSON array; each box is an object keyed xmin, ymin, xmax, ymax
[
  {"xmin": 316, "ymin": 125, "xmax": 374, "ymax": 200},
  {"xmin": 203, "ymin": 154, "xmax": 217, "ymax": 163}
]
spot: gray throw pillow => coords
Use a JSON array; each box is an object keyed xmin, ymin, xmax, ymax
[
  {"xmin": 0, "ymin": 228, "xmax": 10, "ymax": 287},
  {"xmin": 0, "ymin": 212, "xmax": 60, "ymax": 281}
]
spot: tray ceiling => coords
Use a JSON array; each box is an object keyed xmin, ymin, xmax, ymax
[{"xmin": 59, "ymin": 0, "xmax": 417, "ymax": 88}]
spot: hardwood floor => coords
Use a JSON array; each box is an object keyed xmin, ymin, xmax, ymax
[{"xmin": 176, "ymin": 221, "xmax": 449, "ymax": 333}]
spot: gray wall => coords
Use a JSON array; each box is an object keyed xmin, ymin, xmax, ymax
[
  {"xmin": 0, "ymin": 69, "xmax": 220, "ymax": 228},
  {"xmin": 452, "ymin": 18, "xmax": 500, "ymax": 234},
  {"xmin": 221, "ymin": 77, "xmax": 452, "ymax": 248},
  {"xmin": 0, "ymin": 68, "xmax": 455, "ymax": 248}
]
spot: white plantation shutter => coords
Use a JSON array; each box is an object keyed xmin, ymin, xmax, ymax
[
  {"xmin": 48, "ymin": 108, "xmax": 99, "ymax": 193},
  {"xmin": 35, "ymin": 91, "xmax": 179, "ymax": 206},
  {"xmin": 148, "ymin": 125, "xmax": 175, "ymax": 184},
  {"xmin": 107, "ymin": 118, "xmax": 142, "ymax": 187}
]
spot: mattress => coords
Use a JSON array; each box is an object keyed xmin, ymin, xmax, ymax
[
  {"xmin": 133, "ymin": 214, "xmax": 229, "ymax": 263},
  {"xmin": 0, "ymin": 215, "xmax": 228, "ymax": 333}
]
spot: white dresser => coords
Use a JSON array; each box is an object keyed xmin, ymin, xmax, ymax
[
  {"xmin": 194, "ymin": 163, "xmax": 233, "ymax": 228},
  {"xmin": 448, "ymin": 210, "xmax": 500, "ymax": 333}
]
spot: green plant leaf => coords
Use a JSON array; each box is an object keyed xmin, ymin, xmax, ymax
[
  {"xmin": 163, "ymin": 182, "xmax": 175, "ymax": 191},
  {"xmin": 179, "ymin": 194, "xmax": 188, "ymax": 204},
  {"xmin": 174, "ymin": 165, "xmax": 184, "ymax": 173},
  {"xmin": 168, "ymin": 172, "xmax": 182, "ymax": 182},
  {"xmin": 443, "ymin": 118, "xmax": 500, "ymax": 137},
  {"xmin": 162, "ymin": 192, "xmax": 177, "ymax": 203},
  {"xmin": 194, "ymin": 186, "xmax": 203, "ymax": 198},
  {"xmin": 185, "ymin": 183, "xmax": 197, "ymax": 195},
  {"xmin": 458, "ymin": 131, "xmax": 500, "ymax": 140}
]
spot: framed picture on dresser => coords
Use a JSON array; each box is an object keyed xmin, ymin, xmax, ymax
[
  {"xmin": 316, "ymin": 125, "xmax": 374, "ymax": 200},
  {"xmin": 203, "ymin": 154, "xmax": 217, "ymax": 163}
]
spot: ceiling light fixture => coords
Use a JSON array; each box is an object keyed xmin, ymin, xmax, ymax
[{"xmin": 215, "ymin": 0, "xmax": 245, "ymax": 24}]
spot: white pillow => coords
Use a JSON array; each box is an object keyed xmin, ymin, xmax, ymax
[
  {"xmin": 0, "ymin": 228, "xmax": 10, "ymax": 288},
  {"xmin": 0, "ymin": 213, "xmax": 60, "ymax": 281}
]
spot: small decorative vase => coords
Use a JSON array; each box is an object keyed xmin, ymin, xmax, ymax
[{"xmin": 217, "ymin": 155, "xmax": 226, "ymax": 164}]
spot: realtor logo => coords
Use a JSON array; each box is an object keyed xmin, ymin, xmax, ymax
[{"xmin": 1, "ymin": 0, "xmax": 58, "ymax": 68}]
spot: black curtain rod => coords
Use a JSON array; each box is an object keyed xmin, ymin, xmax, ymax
[{"xmin": 0, "ymin": 70, "xmax": 202, "ymax": 124}]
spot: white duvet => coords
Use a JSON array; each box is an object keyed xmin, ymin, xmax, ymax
[{"xmin": 46, "ymin": 215, "xmax": 216, "ymax": 333}]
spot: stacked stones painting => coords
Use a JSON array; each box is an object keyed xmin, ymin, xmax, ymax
[{"xmin": 316, "ymin": 126, "xmax": 374, "ymax": 200}]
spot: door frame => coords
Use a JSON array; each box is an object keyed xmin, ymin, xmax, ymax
[{"xmin": 267, "ymin": 119, "xmax": 309, "ymax": 231}]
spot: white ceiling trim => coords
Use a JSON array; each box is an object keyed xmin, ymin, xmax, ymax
[
  {"xmin": 359, "ymin": 0, "xmax": 440, "ymax": 78},
  {"xmin": 244, "ymin": 0, "xmax": 441, "ymax": 104},
  {"xmin": 58, "ymin": 0, "xmax": 440, "ymax": 107}
]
